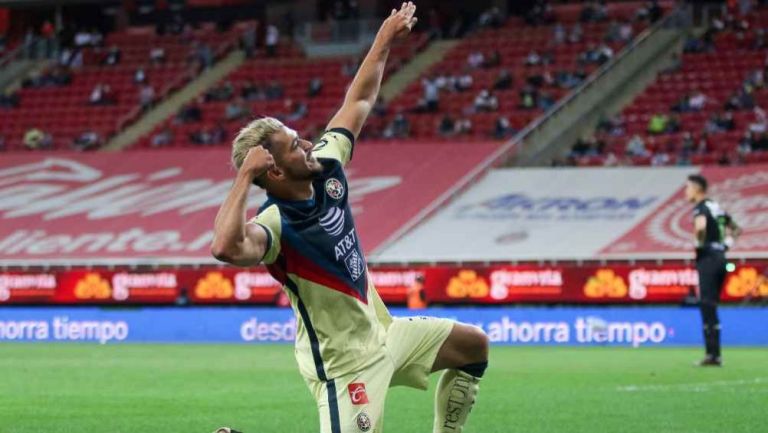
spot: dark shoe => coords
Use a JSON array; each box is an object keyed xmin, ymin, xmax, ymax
[
  {"xmin": 214, "ymin": 428, "xmax": 242, "ymax": 433},
  {"xmin": 696, "ymin": 356, "xmax": 722, "ymax": 367}
]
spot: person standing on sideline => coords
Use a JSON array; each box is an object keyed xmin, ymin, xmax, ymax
[{"xmin": 684, "ymin": 174, "xmax": 742, "ymax": 366}]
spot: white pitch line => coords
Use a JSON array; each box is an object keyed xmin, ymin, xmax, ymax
[{"xmin": 617, "ymin": 377, "xmax": 768, "ymax": 392}]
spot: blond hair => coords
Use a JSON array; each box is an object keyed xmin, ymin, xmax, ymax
[{"xmin": 231, "ymin": 117, "xmax": 284, "ymax": 169}]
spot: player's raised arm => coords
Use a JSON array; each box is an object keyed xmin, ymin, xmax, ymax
[
  {"xmin": 326, "ymin": 2, "xmax": 417, "ymax": 139},
  {"xmin": 211, "ymin": 146, "xmax": 274, "ymax": 267}
]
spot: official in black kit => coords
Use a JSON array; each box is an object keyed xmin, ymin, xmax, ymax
[{"xmin": 684, "ymin": 174, "xmax": 742, "ymax": 366}]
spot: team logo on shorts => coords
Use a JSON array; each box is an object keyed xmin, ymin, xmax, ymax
[
  {"xmin": 325, "ymin": 178, "xmax": 344, "ymax": 200},
  {"xmin": 356, "ymin": 412, "xmax": 372, "ymax": 432},
  {"xmin": 348, "ymin": 383, "xmax": 369, "ymax": 405}
]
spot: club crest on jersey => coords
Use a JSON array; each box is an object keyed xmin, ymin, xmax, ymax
[
  {"xmin": 325, "ymin": 178, "xmax": 344, "ymax": 200},
  {"xmin": 348, "ymin": 383, "xmax": 369, "ymax": 405},
  {"xmin": 356, "ymin": 412, "xmax": 372, "ymax": 432}
]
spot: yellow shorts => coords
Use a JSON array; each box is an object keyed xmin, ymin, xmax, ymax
[{"xmin": 305, "ymin": 316, "xmax": 454, "ymax": 433}]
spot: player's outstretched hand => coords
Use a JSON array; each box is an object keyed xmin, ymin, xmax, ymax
[
  {"xmin": 239, "ymin": 145, "xmax": 274, "ymax": 181},
  {"xmin": 382, "ymin": 2, "xmax": 417, "ymax": 41}
]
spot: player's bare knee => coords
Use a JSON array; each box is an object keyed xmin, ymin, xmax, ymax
[{"xmin": 458, "ymin": 324, "xmax": 489, "ymax": 364}]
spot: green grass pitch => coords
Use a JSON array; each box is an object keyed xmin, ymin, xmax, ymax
[{"xmin": 1, "ymin": 344, "xmax": 766, "ymax": 433}]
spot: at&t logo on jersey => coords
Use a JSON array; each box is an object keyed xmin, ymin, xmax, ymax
[
  {"xmin": 348, "ymin": 383, "xmax": 369, "ymax": 405},
  {"xmin": 325, "ymin": 178, "xmax": 345, "ymax": 200},
  {"xmin": 319, "ymin": 207, "xmax": 345, "ymax": 237}
]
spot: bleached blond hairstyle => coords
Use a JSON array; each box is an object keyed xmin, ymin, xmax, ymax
[{"xmin": 231, "ymin": 117, "xmax": 284, "ymax": 170}]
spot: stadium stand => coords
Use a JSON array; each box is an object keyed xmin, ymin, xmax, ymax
[
  {"xmin": 566, "ymin": 4, "xmax": 768, "ymax": 167},
  {"xmin": 381, "ymin": 1, "xmax": 664, "ymax": 141},
  {"xmin": 133, "ymin": 32, "xmax": 428, "ymax": 148},
  {"xmin": 0, "ymin": 23, "xmax": 242, "ymax": 151}
]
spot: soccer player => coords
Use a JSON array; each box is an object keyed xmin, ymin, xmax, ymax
[
  {"xmin": 684, "ymin": 174, "xmax": 741, "ymax": 367},
  {"xmin": 211, "ymin": 3, "xmax": 489, "ymax": 432}
]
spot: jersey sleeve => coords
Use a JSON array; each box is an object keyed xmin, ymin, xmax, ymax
[
  {"xmin": 249, "ymin": 204, "xmax": 282, "ymax": 265},
  {"xmin": 311, "ymin": 127, "xmax": 355, "ymax": 166}
]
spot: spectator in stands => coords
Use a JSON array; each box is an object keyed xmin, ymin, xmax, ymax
[
  {"xmin": 478, "ymin": 7, "xmax": 503, "ymax": 29},
  {"xmin": 89, "ymin": 84, "xmax": 115, "ymax": 105},
  {"xmin": 241, "ymin": 22, "xmax": 258, "ymax": 59},
  {"xmin": 755, "ymin": 133, "xmax": 768, "ymax": 151},
  {"xmin": 667, "ymin": 114, "xmax": 681, "ymax": 133},
  {"xmin": 241, "ymin": 80, "xmax": 263, "ymax": 101},
  {"xmin": 74, "ymin": 28, "xmax": 102, "ymax": 47},
  {"xmin": 525, "ymin": 50, "xmax": 541, "ymax": 67},
  {"xmin": 224, "ymin": 98, "xmax": 251, "ymax": 122},
  {"xmin": 555, "ymin": 70, "xmax": 581, "ymax": 89},
  {"xmin": 72, "ymin": 130, "xmax": 102, "ymax": 151},
  {"xmin": 456, "ymin": 74, "xmax": 473, "ymax": 92},
  {"xmin": 341, "ymin": 58, "xmax": 358, "ymax": 77},
  {"xmin": 372, "ymin": 98, "xmax": 388, "ymax": 117},
  {"xmin": 23, "ymin": 128, "xmax": 53, "ymax": 150},
  {"xmin": 483, "ymin": 50, "xmax": 501, "ymax": 68},
  {"xmin": 626, "ymin": 134, "xmax": 648, "ymax": 157},
  {"xmin": 383, "ymin": 111, "xmax": 410, "ymax": 139},
  {"xmin": 696, "ymin": 132, "xmax": 711, "ymax": 154},
  {"xmin": 581, "ymin": 1, "xmax": 608, "ymax": 23},
  {"xmin": 467, "ymin": 51, "xmax": 484, "ymax": 69},
  {"xmin": 0, "ymin": 89, "xmax": 19, "ymax": 108},
  {"xmin": 455, "ymin": 116, "xmax": 472, "ymax": 135},
  {"xmin": 150, "ymin": 47, "xmax": 166, "ymax": 64},
  {"xmin": 151, "ymin": 127, "xmax": 174, "ymax": 147},
  {"xmin": 597, "ymin": 114, "xmax": 626, "ymax": 136},
  {"xmin": 493, "ymin": 116, "xmax": 515, "ymax": 139},
  {"xmin": 724, "ymin": 89, "xmax": 755, "ymax": 111},
  {"xmin": 438, "ymin": 115, "xmax": 455, "ymax": 137},
  {"xmin": 739, "ymin": 131, "xmax": 754, "ymax": 154},
  {"xmin": 750, "ymin": 106, "xmax": 767, "ymax": 133},
  {"xmin": 284, "ymin": 99, "xmax": 308, "ymax": 122},
  {"xmin": 190, "ymin": 123, "xmax": 227, "ymax": 145},
  {"xmin": 569, "ymin": 23, "xmax": 583, "ymax": 44},
  {"xmin": 619, "ymin": 21, "xmax": 634, "ymax": 42},
  {"xmin": 689, "ymin": 90, "xmax": 708, "ymax": 112},
  {"xmin": 139, "ymin": 84, "xmax": 155, "ymax": 111},
  {"xmin": 651, "ymin": 149, "xmax": 671, "ymax": 166},
  {"xmin": 265, "ymin": 80, "xmax": 284, "ymax": 100},
  {"xmin": 647, "ymin": 112, "xmax": 669, "ymax": 135},
  {"xmin": 474, "ymin": 89, "xmax": 498, "ymax": 112},
  {"xmin": 707, "ymin": 111, "xmax": 736, "ymax": 132},
  {"xmin": 103, "ymin": 46, "xmax": 122, "ymax": 66},
  {"xmin": 176, "ymin": 100, "xmax": 203, "ymax": 123},
  {"xmin": 193, "ymin": 42, "xmax": 214, "ymax": 69},
  {"xmin": 134, "ymin": 68, "xmax": 147, "ymax": 84},
  {"xmin": 553, "ymin": 23, "xmax": 566, "ymax": 45},
  {"xmin": 265, "ymin": 24, "xmax": 279, "ymax": 57},
  {"xmin": 519, "ymin": 84, "xmax": 538, "ymax": 109},
  {"xmin": 308, "ymin": 77, "xmax": 323, "ymax": 97},
  {"xmin": 527, "ymin": 68, "xmax": 554, "ymax": 88},
  {"xmin": 538, "ymin": 90, "xmax": 555, "ymax": 110},
  {"xmin": 206, "ymin": 81, "xmax": 235, "ymax": 102},
  {"xmin": 570, "ymin": 135, "xmax": 594, "ymax": 157},
  {"xmin": 421, "ymin": 76, "xmax": 440, "ymax": 111},
  {"xmin": 493, "ymin": 69, "xmax": 513, "ymax": 90}
]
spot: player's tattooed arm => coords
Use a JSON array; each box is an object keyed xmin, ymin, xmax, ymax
[
  {"xmin": 326, "ymin": 2, "xmax": 417, "ymax": 138},
  {"xmin": 211, "ymin": 146, "xmax": 274, "ymax": 267}
]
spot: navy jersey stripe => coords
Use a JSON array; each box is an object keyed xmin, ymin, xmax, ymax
[
  {"xmin": 327, "ymin": 379, "xmax": 341, "ymax": 433},
  {"xmin": 254, "ymin": 223, "xmax": 272, "ymax": 262},
  {"xmin": 284, "ymin": 278, "xmax": 327, "ymax": 381}
]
